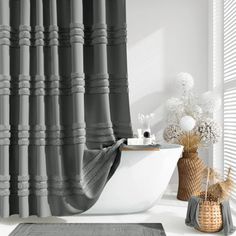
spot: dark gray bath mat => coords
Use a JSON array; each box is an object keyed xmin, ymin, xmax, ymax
[{"xmin": 9, "ymin": 223, "xmax": 166, "ymax": 236}]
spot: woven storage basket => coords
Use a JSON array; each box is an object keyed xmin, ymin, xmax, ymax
[
  {"xmin": 195, "ymin": 193, "xmax": 223, "ymax": 233},
  {"xmin": 177, "ymin": 152, "xmax": 205, "ymax": 201},
  {"xmin": 196, "ymin": 200, "xmax": 223, "ymax": 233}
]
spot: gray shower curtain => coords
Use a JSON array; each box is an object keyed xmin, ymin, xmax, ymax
[{"xmin": 0, "ymin": 0, "xmax": 132, "ymax": 217}]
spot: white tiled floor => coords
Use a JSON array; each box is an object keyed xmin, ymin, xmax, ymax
[{"xmin": 0, "ymin": 194, "xmax": 235, "ymax": 236}]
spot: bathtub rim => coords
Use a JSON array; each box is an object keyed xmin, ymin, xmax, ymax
[{"xmin": 120, "ymin": 143, "xmax": 183, "ymax": 151}]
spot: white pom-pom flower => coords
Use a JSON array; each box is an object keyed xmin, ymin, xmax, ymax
[
  {"xmin": 180, "ymin": 115, "xmax": 196, "ymax": 132},
  {"xmin": 199, "ymin": 91, "xmax": 221, "ymax": 113},
  {"xmin": 166, "ymin": 97, "xmax": 183, "ymax": 112},
  {"xmin": 189, "ymin": 105, "xmax": 203, "ymax": 120},
  {"xmin": 176, "ymin": 72, "xmax": 194, "ymax": 92}
]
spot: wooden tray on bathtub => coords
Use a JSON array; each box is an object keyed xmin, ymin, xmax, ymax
[{"xmin": 120, "ymin": 145, "xmax": 160, "ymax": 151}]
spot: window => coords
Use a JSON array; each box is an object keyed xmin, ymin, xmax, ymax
[{"xmin": 223, "ymin": 0, "xmax": 236, "ymax": 202}]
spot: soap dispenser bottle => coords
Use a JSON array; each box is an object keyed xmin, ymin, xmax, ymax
[{"xmin": 143, "ymin": 130, "xmax": 152, "ymax": 145}]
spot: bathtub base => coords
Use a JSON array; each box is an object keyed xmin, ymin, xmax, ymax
[{"xmin": 84, "ymin": 144, "xmax": 183, "ymax": 215}]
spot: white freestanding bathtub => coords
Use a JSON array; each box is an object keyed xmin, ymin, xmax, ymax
[{"xmin": 84, "ymin": 144, "xmax": 183, "ymax": 215}]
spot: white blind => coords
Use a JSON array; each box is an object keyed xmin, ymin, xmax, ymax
[{"xmin": 224, "ymin": 0, "xmax": 236, "ymax": 201}]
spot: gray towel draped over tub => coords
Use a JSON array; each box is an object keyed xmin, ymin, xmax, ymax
[{"xmin": 0, "ymin": 0, "xmax": 133, "ymax": 217}]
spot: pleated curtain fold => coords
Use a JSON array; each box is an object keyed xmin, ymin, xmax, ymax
[{"xmin": 0, "ymin": 0, "xmax": 132, "ymax": 217}]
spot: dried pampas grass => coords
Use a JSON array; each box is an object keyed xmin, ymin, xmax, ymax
[
  {"xmin": 178, "ymin": 132, "xmax": 201, "ymax": 153},
  {"xmin": 201, "ymin": 168, "xmax": 234, "ymax": 203},
  {"xmin": 202, "ymin": 167, "xmax": 221, "ymax": 182},
  {"xmin": 207, "ymin": 168, "xmax": 234, "ymax": 202}
]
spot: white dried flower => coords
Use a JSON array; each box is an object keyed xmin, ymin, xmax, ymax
[
  {"xmin": 199, "ymin": 91, "xmax": 221, "ymax": 113},
  {"xmin": 191, "ymin": 105, "xmax": 202, "ymax": 117},
  {"xmin": 186, "ymin": 104, "xmax": 203, "ymax": 120},
  {"xmin": 194, "ymin": 118, "xmax": 222, "ymax": 145},
  {"xmin": 180, "ymin": 115, "xmax": 196, "ymax": 132},
  {"xmin": 166, "ymin": 97, "xmax": 183, "ymax": 112},
  {"xmin": 163, "ymin": 124, "xmax": 183, "ymax": 143},
  {"xmin": 166, "ymin": 112, "xmax": 182, "ymax": 124},
  {"xmin": 176, "ymin": 72, "xmax": 194, "ymax": 92}
]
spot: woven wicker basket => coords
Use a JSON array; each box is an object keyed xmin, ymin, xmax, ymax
[
  {"xmin": 177, "ymin": 152, "xmax": 205, "ymax": 201},
  {"xmin": 195, "ymin": 193, "xmax": 223, "ymax": 233}
]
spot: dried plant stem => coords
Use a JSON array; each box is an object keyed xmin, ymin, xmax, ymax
[
  {"xmin": 203, "ymin": 167, "xmax": 233, "ymax": 202},
  {"xmin": 227, "ymin": 168, "xmax": 231, "ymax": 179},
  {"xmin": 188, "ymin": 131, "xmax": 190, "ymax": 154},
  {"xmin": 205, "ymin": 167, "xmax": 210, "ymax": 201},
  {"xmin": 179, "ymin": 132, "xmax": 201, "ymax": 154}
]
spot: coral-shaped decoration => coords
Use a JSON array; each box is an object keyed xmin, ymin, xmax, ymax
[
  {"xmin": 163, "ymin": 124, "xmax": 183, "ymax": 143},
  {"xmin": 195, "ymin": 118, "xmax": 222, "ymax": 145}
]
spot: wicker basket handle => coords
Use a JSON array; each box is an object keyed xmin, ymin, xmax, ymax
[{"xmin": 227, "ymin": 167, "xmax": 231, "ymax": 179}]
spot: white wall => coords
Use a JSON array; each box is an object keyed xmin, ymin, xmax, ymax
[{"xmin": 126, "ymin": 0, "xmax": 209, "ymax": 186}]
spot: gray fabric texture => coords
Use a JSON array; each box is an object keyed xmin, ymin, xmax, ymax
[
  {"xmin": 0, "ymin": 0, "xmax": 133, "ymax": 217},
  {"xmin": 185, "ymin": 196, "xmax": 236, "ymax": 235},
  {"xmin": 9, "ymin": 223, "xmax": 166, "ymax": 236},
  {"xmin": 222, "ymin": 200, "xmax": 236, "ymax": 235},
  {"xmin": 185, "ymin": 196, "xmax": 201, "ymax": 228}
]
